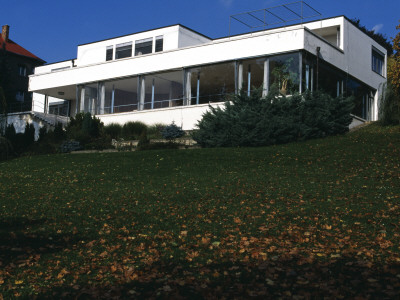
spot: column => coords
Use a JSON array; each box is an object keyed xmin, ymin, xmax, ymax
[
  {"xmin": 184, "ymin": 69, "xmax": 191, "ymax": 106},
  {"xmin": 139, "ymin": 76, "xmax": 145, "ymax": 110},
  {"xmin": 98, "ymin": 82, "xmax": 105, "ymax": 115},
  {"xmin": 80, "ymin": 86, "xmax": 85, "ymax": 113},
  {"xmin": 44, "ymin": 95, "xmax": 49, "ymax": 114},
  {"xmin": 75, "ymin": 85, "xmax": 80, "ymax": 114},
  {"xmin": 237, "ymin": 62, "xmax": 243, "ymax": 93},
  {"xmin": 111, "ymin": 85, "xmax": 115, "ymax": 113},
  {"xmin": 298, "ymin": 52, "xmax": 303, "ymax": 94},
  {"xmin": 196, "ymin": 72, "xmax": 200, "ymax": 105},
  {"xmin": 263, "ymin": 58, "xmax": 269, "ymax": 97}
]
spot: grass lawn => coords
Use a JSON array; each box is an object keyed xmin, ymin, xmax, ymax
[{"xmin": 0, "ymin": 123, "xmax": 399, "ymax": 298}]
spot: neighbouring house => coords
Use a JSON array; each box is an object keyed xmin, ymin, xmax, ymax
[
  {"xmin": 0, "ymin": 25, "xmax": 45, "ymax": 113},
  {"xmin": 28, "ymin": 5, "xmax": 387, "ymax": 130},
  {"xmin": 0, "ymin": 24, "xmax": 61, "ymax": 139}
]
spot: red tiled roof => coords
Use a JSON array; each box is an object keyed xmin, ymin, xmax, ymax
[{"xmin": 0, "ymin": 36, "xmax": 45, "ymax": 63}]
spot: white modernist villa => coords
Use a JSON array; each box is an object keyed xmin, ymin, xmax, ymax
[{"xmin": 29, "ymin": 12, "xmax": 387, "ymax": 130}]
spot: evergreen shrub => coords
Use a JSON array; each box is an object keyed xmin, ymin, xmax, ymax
[
  {"xmin": 0, "ymin": 136, "xmax": 13, "ymax": 161},
  {"xmin": 192, "ymin": 89, "xmax": 354, "ymax": 148},
  {"xmin": 162, "ymin": 122, "xmax": 185, "ymax": 141}
]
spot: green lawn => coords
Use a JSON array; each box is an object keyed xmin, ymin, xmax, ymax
[{"xmin": 1, "ymin": 124, "xmax": 399, "ymax": 298}]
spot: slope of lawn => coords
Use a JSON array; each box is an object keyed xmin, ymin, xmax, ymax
[{"xmin": 0, "ymin": 123, "xmax": 399, "ymax": 298}]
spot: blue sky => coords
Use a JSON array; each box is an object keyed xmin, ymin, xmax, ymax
[{"xmin": 3, "ymin": 0, "xmax": 399, "ymax": 64}]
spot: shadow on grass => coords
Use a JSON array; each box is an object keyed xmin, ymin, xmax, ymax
[
  {"xmin": 0, "ymin": 217, "xmax": 83, "ymax": 266},
  {"xmin": 34, "ymin": 256, "xmax": 400, "ymax": 299}
]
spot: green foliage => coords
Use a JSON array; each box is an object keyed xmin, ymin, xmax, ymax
[
  {"xmin": 66, "ymin": 113, "xmax": 104, "ymax": 147},
  {"xmin": 38, "ymin": 126, "xmax": 48, "ymax": 142},
  {"xmin": 147, "ymin": 123, "xmax": 165, "ymax": 139},
  {"xmin": 4, "ymin": 122, "xmax": 36, "ymax": 154},
  {"xmin": 122, "ymin": 121, "xmax": 147, "ymax": 140},
  {"xmin": 137, "ymin": 129, "xmax": 150, "ymax": 149},
  {"xmin": 379, "ymin": 83, "xmax": 400, "ymax": 125},
  {"xmin": 4, "ymin": 123, "xmax": 16, "ymax": 142},
  {"xmin": 0, "ymin": 136, "xmax": 13, "ymax": 161},
  {"xmin": 53, "ymin": 122, "xmax": 66, "ymax": 142},
  {"xmin": 193, "ymin": 89, "xmax": 354, "ymax": 147},
  {"xmin": 23, "ymin": 122, "xmax": 35, "ymax": 147},
  {"xmin": 162, "ymin": 122, "xmax": 185, "ymax": 141},
  {"xmin": 104, "ymin": 123, "xmax": 123, "ymax": 139}
]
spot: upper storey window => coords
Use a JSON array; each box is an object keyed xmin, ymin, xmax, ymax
[
  {"xmin": 372, "ymin": 48, "xmax": 384, "ymax": 76},
  {"xmin": 155, "ymin": 36, "xmax": 163, "ymax": 52},
  {"xmin": 135, "ymin": 38, "xmax": 153, "ymax": 56},
  {"xmin": 106, "ymin": 46, "xmax": 113, "ymax": 61},
  {"xmin": 116, "ymin": 42, "xmax": 132, "ymax": 59}
]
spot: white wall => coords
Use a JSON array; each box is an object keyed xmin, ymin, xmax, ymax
[
  {"xmin": 76, "ymin": 25, "xmax": 186, "ymax": 66},
  {"xmin": 98, "ymin": 102, "xmax": 224, "ymax": 130},
  {"xmin": 34, "ymin": 60, "xmax": 75, "ymax": 75},
  {"xmin": 178, "ymin": 27, "xmax": 211, "ymax": 48},
  {"xmin": 6, "ymin": 113, "xmax": 46, "ymax": 140}
]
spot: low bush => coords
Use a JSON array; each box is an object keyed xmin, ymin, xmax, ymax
[
  {"xmin": 162, "ymin": 122, "xmax": 185, "ymax": 141},
  {"xmin": 147, "ymin": 123, "xmax": 165, "ymax": 139},
  {"xmin": 122, "ymin": 121, "xmax": 147, "ymax": 140},
  {"xmin": 104, "ymin": 123, "xmax": 123, "ymax": 139}
]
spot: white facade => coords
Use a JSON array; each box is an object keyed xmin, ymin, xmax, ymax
[{"xmin": 29, "ymin": 17, "xmax": 387, "ymax": 128}]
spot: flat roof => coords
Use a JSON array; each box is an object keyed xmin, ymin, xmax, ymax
[{"xmin": 78, "ymin": 24, "xmax": 212, "ymax": 47}]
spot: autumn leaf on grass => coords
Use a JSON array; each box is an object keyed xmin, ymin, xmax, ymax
[
  {"xmin": 57, "ymin": 268, "xmax": 69, "ymax": 279},
  {"xmin": 201, "ymin": 237, "xmax": 211, "ymax": 245},
  {"xmin": 234, "ymin": 217, "xmax": 242, "ymax": 224}
]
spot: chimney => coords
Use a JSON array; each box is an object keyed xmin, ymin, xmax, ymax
[{"xmin": 2, "ymin": 25, "xmax": 9, "ymax": 42}]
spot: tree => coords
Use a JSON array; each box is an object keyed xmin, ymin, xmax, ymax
[
  {"xmin": 388, "ymin": 21, "xmax": 400, "ymax": 94},
  {"xmin": 380, "ymin": 20, "xmax": 400, "ymax": 125}
]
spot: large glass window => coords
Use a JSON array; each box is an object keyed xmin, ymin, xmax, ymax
[
  {"xmin": 115, "ymin": 42, "xmax": 132, "ymax": 59},
  {"xmin": 270, "ymin": 53, "xmax": 300, "ymax": 95},
  {"xmin": 143, "ymin": 70, "xmax": 183, "ymax": 110},
  {"xmin": 241, "ymin": 58, "xmax": 265, "ymax": 95},
  {"xmin": 104, "ymin": 77, "xmax": 138, "ymax": 114},
  {"xmin": 135, "ymin": 38, "xmax": 153, "ymax": 56},
  {"xmin": 372, "ymin": 48, "xmax": 384, "ymax": 76},
  {"xmin": 190, "ymin": 62, "xmax": 236, "ymax": 104}
]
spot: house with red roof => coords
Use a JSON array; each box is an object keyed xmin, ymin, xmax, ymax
[{"xmin": 0, "ymin": 25, "xmax": 45, "ymax": 113}]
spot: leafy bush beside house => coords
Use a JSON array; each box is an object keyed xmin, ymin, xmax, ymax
[{"xmin": 193, "ymin": 89, "xmax": 354, "ymax": 148}]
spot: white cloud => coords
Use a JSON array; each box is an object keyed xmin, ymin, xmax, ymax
[
  {"xmin": 372, "ymin": 24, "xmax": 383, "ymax": 33},
  {"xmin": 220, "ymin": 0, "xmax": 234, "ymax": 7}
]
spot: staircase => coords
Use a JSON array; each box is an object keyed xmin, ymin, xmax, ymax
[{"xmin": 32, "ymin": 112, "xmax": 70, "ymax": 128}]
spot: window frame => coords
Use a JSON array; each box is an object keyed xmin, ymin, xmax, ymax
[
  {"xmin": 18, "ymin": 65, "xmax": 27, "ymax": 77},
  {"xmin": 155, "ymin": 36, "xmax": 164, "ymax": 53},
  {"xmin": 135, "ymin": 38, "xmax": 153, "ymax": 56},
  {"xmin": 371, "ymin": 47, "xmax": 385, "ymax": 77},
  {"xmin": 115, "ymin": 42, "xmax": 132, "ymax": 60},
  {"xmin": 106, "ymin": 45, "xmax": 114, "ymax": 61}
]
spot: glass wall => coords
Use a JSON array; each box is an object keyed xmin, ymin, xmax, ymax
[
  {"xmin": 269, "ymin": 53, "xmax": 300, "ymax": 95},
  {"xmin": 104, "ymin": 77, "xmax": 138, "ymax": 114},
  {"xmin": 143, "ymin": 70, "xmax": 184, "ymax": 110},
  {"xmin": 189, "ymin": 62, "xmax": 236, "ymax": 105},
  {"xmin": 241, "ymin": 58, "xmax": 265, "ymax": 95}
]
